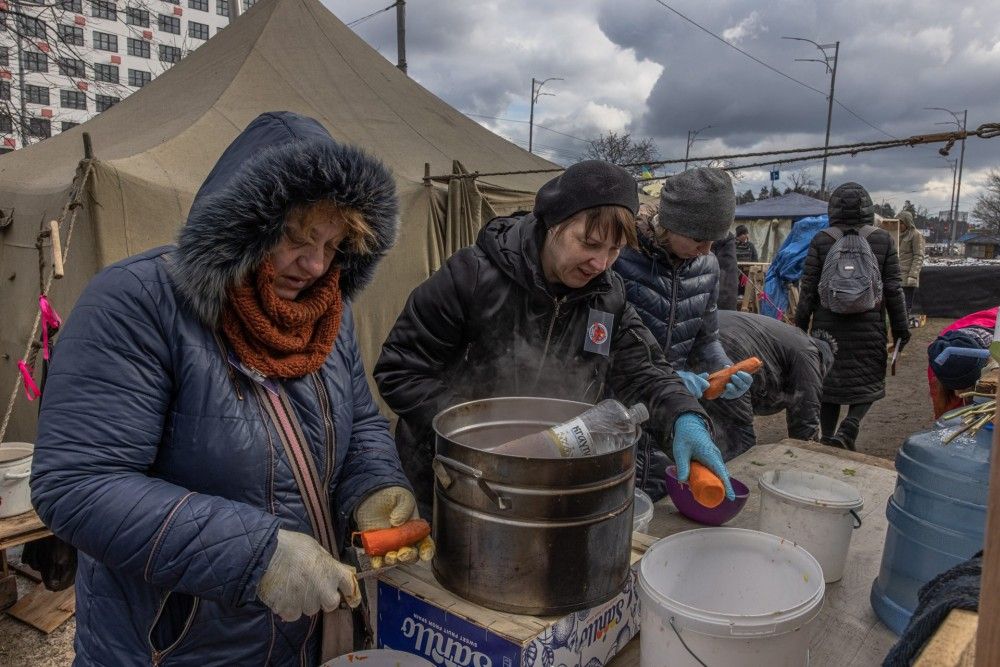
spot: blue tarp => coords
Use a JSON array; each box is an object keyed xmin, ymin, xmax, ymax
[{"xmin": 760, "ymin": 215, "xmax": 829, "ymax": 319}]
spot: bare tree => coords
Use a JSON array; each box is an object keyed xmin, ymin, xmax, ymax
[
  {"xmin": 971, "ymin": 168, "xmax": 1000, "ymax": 235},
  {"xmin": 581, "ymin": 131, "xmax": 658, "ymax": 177},
  {"xmin": 783, "ymin": 169, "xmax": 818, "ymax": 194}
]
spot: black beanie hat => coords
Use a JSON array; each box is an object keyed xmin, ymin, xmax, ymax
[
  {"xmin": 533, "ymin": 160, "xmax": 639, "ymax": 227},
  {"xmin": 928, "ymin": 328, "xmax": 992, "ymax": 390}
]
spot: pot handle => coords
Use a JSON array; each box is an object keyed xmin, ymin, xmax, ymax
[
  {"xmin": 850, "ymin": 509, "xmax": 863, "ymax": 529},
  {"xmin": 433, "ymin": 455, "xmax": 511, "ymax": 511},
  {"xmin": 4, "ymin": 470, "xmax": 30, "ymax": 480}
]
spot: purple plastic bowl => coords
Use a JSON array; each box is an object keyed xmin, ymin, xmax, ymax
[{"xmin": 665, "ymin": 465, "xmax": 750, "ymax": 526}]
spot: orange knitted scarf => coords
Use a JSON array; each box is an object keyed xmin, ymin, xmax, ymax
[{"xmin": 222, "ymin": 258, "xmax": 343, "ymax": 378}]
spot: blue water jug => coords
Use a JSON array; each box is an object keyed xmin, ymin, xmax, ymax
[{"xmin": 870, "ymin": 417, "xmax": 992, "ymax": 634}]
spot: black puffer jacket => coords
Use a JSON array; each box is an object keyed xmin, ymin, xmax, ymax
[
  {"xmin": 613, "ymin": 231, "xmax": 732, "ymax": 371},
  {"xmin": 794, "ymin": 182, "xmax": 908, "ymax": 404},
  {"xmin": 374, "ymin": 214, "xmax": 705, "ymax": 507},
  {"xmin": 712, "ymin": 233, "xmax": 739, "ymax": 311}
]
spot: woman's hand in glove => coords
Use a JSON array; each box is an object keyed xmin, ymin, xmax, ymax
[
  {"xmin": 671, "ymin": 413, "xmax": 736, "ymax": 500},
  {"xmin": 355, "ymin": 486, "xmax": 435, "ymax": 569},
  {"xmin": 257, "ymin": 529, "xmax": 360, "ymax": 623},
  {"xmin": 721, "ymin": 369, "xmax": 754, "ymax": 400},
  {"xmin": 676, "ymin": 370, "xmax": 710, "ymax": 399}
]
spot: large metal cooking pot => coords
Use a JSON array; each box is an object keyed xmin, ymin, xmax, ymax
[{"xmin": 431, "ymin": 397, "xmax": 635, "ymax": 615}]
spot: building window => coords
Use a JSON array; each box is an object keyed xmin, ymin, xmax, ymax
[
  {"xmin": 25, "ymin": 84, "xmax": 50, "ymax": 105},
  {"xmin": 127, "ymin": 37, "xmax": 150, "ymax": 58},
  {"xmin": 162, "ymin": 0, "xmax": 179, "ymax": 4},
  {"xmin": 128, "ymin": 68, "xmax": 151, "ymax": 87},
  {"xmin": 188, "ymin": 0, "xmax": 207, "ymax": 10},
  {"xmin": 58, "ymin": 57, "xmax": 87, "ymax": 77},
  {"xmin": 93, "ymin": 62, "xmax": 119, "ymax": 82},
  {"xmin": 61, "ymin": 121, "xmax": 80, "ymax": 131},
  {"xmin": 91, "ymin": 0, "xmax": 117, "ymax": 20},
  {"xmin": 0, "ymin": 81, "xmax": 9, "ymax": 101},
  {"xmin": 188, "ymin": 20, "xmax": 208, "ymax": 40},
  {"xmin": 58, "ymin": 24, "xmax": 85, "ymax": 46},
  {"xmin": 24, "ymin": 51, "xmax": 48, "ymax": 73},
  {"xmin": 0, "ymin": 46, "xmax": 7, "ymax": 67},
  {"xmin": 28, "ymin": 118, "xmax": 51, "ymax": 138},
  {"xmin": 93, "ymin": 30, "xmax": 117, "ymax": 51},
  {"xmin": 60, "ymin": 0, "xmax": 83, "ymax": 11},
  {"xmin": 18, "ymin": 16, "xmax": 47, "ymax": 38},
  {"xmin": 158, "ymin": 44, "xmax": 181, "ymax": 63},
  {"xmin": 96, "ymin": 94, "xmax": 119, "ymax": 111},
  {"xmin": 216, "ymin": 0, "xmax": 228, "ymax": 16},
  {"xmin": 0, "ymin": 114, "xmax": 12, "ymax": 133},
  {"xmin": 60, "ymin": 89, "xmax": 88, "ymax": 110},
  {"xmin": 125, "ymin": 6, "xmax": 150, "ymax": 26},
  {"xmin": 158, "ymin": 14, "xmax": 180, "ymax": 34}
]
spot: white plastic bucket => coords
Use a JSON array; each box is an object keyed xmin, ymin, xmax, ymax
[
  {"xmin": 758, "ymin": 469, "xmax": 864, "ymax": 583},
  {"xmin": 0, "ymin": 443, "xmax": 33, "ymax": 518},
  {"xmin": 638, "ymin": 528, "xmax": 824, "ymax": 667},
  {"xmin": 634, "ymin": 488, "xmax": 654, "ymax": 533},
  {"xmin": 321, "ymin": 649, "xmax": 433, "ymax": 666}
]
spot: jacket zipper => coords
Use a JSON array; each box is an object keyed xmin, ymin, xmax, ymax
[
  {"xmin": 310, "ymin": 373, "xmax": 336, "ymax": 486},
  {"xmin": 149, "ymin": 593, "xmax": 201, "ymax": 666},
  {"xmin": 663, "ymin": 269, "xmax": 680, "ymax": 356},
  {"xmin": 534, "ymin": 295, "xmax": 566, "ymax": 386}
]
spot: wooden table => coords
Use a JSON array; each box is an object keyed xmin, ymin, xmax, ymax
[
  {"xmin": 612, "ymin": 440, "xmax": 900, "ymax": 667},
  {"xmin": 0, "ymin": 510, "xmax": 52, "ymax": 610}
]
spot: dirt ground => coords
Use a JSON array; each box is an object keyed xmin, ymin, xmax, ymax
[{"xmin": 0, "ymin": 320, "xmax": 949, "ymax": 666}]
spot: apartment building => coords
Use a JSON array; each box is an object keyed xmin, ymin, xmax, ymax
[{"xmin": 0, "ymin": 0, "xmax": 237, "ymax": 152}]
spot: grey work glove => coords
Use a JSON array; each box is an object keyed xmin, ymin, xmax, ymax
[{"xmin": 257, "ymin": 529, "xmax": 360, "ymax": 622}]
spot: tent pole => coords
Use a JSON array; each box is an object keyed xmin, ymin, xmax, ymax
[
  {"xmin": 83, "ymin": 132, "xmax": 93, "ymax": 160},
  {"xmin": 396, "ymin": 0, "xmax": 407, "ymax": 75}
]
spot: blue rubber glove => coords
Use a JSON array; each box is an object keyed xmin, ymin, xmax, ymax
[
  {"xmin": 671, "ymin": 413, "xmax": 736, "ymax": 501},
  {"xmin": 676, "ymin": 370, "xmax": 710, "ymax": 399},
  {"xmin": 721, "ymin": 370, "xmax": 754, "ymax": 400}
]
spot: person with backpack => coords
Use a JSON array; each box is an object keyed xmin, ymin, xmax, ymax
[{"xmin": 794, "ymin": 182, "xmax": 909, "ymax": 451}]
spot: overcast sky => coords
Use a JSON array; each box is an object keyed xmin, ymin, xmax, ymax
[{"xmin": 323, "ymin": 0, "xmax": 999, "ymax": 219}]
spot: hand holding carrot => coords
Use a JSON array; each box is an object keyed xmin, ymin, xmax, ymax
[
  {"xmin": 354, "ymin": 486, "xmax": 436, "ymax": 569},
  {"xmin": 704, "ymin": 357, "xmax": 763, "ymax": 400}
]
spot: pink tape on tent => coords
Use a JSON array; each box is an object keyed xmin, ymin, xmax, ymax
[
  {"xmin": 18, "ymin": 360, "xmax": 41, "ymax": 401},
  {"xmin": 39, "ymin": 295, "xmax": 62, "ymax": 361}
]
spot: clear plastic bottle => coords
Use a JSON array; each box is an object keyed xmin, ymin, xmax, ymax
[{"xmin": 490, "ymin": 400, "xmax": 649, "ymax": 458}]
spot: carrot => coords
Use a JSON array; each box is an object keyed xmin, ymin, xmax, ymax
[
  {"xmin": 703, "ymin": 356, "xmax": 763, "ymax": 400},
  {"xmin": 357, "ymin": 519, "xmax": 431, "ymax": 557},
  {"xmin": 686, "ymin": 461, "xmax": 725, "ymax": 508}
]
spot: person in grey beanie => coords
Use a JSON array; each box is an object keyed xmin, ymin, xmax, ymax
[{"xmin": 614, "ymin": 167, "xmax": 755, "ymax": 498}]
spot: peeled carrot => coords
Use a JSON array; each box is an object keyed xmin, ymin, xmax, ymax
[
  {"xmin": 357, "ymin": 519, "xmax": 431, "ymax": 557},
  {"xmin": 703, "ymin": 356, "xmax": 764, "ymax": 400},
  {"xmin": 686, "ymin": 461, "xmax": 725, "ymax": 508}
]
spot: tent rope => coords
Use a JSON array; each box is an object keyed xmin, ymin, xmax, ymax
[
  {"xmin": 424, "ymin": 122, "xmax": 1000, "ymax": 182},
  {"xmin": 0, "ymin": 159, "xmax": 94, "ymax": 445}
]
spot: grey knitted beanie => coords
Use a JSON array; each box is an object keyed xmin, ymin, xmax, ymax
[{"xmin": 658, "ymin": 167, "xmax": 736, "ymax": 241}]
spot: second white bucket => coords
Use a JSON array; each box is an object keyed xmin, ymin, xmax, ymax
[
  {"xmin": 758, "ymin": 469, "xmax": 864, "ymax": 583},
  {"xmin": 638, "ymin": 528, "xmax": 824, "ymax": 667}
]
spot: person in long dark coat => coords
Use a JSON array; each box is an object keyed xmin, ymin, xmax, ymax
[{"xmin": 794, "ymin": 182, "xmax": 909, "ymax": 450}]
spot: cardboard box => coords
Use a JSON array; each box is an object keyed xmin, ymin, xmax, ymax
[{"xmin": 376, "ymin": 534, "xmax": 655, "ymax": 667}]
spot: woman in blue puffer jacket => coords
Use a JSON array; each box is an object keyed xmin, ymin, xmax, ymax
[
  {"xmin": 30, "ymin": 112, "xmax": 430, "ymax": 665},
  {"xmin": 614, "ymin": 168, "xmax": 754, "ymax": 499}
]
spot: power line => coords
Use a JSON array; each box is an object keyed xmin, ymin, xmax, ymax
[
  {"xmin": 463, "ymin": 112, "xmax": 594, "ymax": 145},
  {"xmin": 346, "ymin": 1, "xmax": 396, "ymax": 28},
  {"xmin": 649, "ymin": 0, "xmax": 898, "ymax": 140}
]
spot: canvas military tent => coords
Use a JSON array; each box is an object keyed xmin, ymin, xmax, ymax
[
  {"xmin": 0, "ymin": 0, "xmax": 560, "ymax": 442},
  {"xmin": 733, "ymin": 192, "xmax": 829, "ymax": 262}
]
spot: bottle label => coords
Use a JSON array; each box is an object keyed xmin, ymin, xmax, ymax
[{"xmin": 546, "ymin": 417, "xmax": 595, "ymax": 457}]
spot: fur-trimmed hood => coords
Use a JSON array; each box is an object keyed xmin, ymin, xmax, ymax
[{"xmin": 171, "ymin": 111, "xmax": 399, "ymax": 327}]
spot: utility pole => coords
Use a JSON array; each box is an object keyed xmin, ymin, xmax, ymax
[
  {"xmin": 528, "ymin": 76, "xmax": 561, "ymax": 154},
  {"xmin": 927, "ymin": 107, "xmax": 968, "ymax": 253},
  {"xmin": 783, "ymin": 36, "xmax": 839, "ymax": 196},
  {"xmin": 684, "ymin": 124, "xmax": 712, "ymax": 170},
  {"xmin": 941, "ymin": 157, "xmax": 957, "ymax": 247},
  {"xmin": 395, "ymin": 0, "xmax": 407, "ymax": 75}
]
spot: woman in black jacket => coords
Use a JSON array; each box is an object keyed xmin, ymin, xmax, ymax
[{"xmin": 794, "ymin": 182, "xmax": 909, "ymax": 450}]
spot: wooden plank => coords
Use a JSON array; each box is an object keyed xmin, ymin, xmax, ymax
[
  {"xmin": 916, "ymin": 609, "xmax": 978, "ymax": 667},
  {"xmin": 0, "ymin": 510, "xmax": 51, "ymax": 551},
  {"xmin": 5, "ymin": 583, "xmax": 75, "ymax": 634},
  {"xmin": 974, "ymin": 387, "xmax": 1000, "ymax": 666},
  {"xmin": 0, "ymin": 574, "xmax": 17, "ymax": 611}
]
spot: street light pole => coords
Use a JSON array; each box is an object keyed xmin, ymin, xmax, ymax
[
  {"xmin": 684, "ymin": 124, "xmax": 712, "ymax": 170},
  {"xmin": 528, "ymin": 76, "xmax": 562, "ymax": 154},
  {"xmin": 782, "ymin": 36, "xmax": 839, "ymax": 196},
  {"xmin": 926, "ymin": 107, "xmax": 968, "ymax": 252}
]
